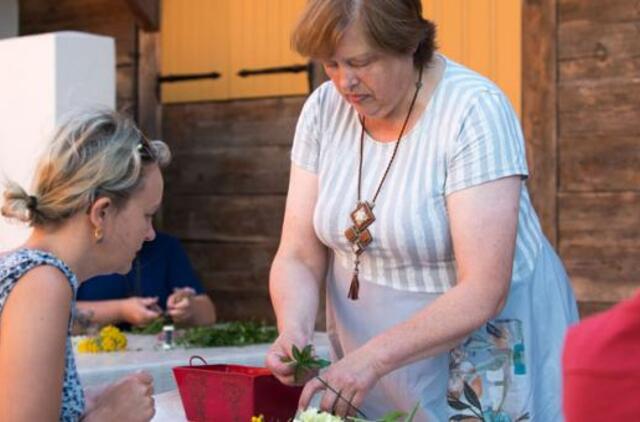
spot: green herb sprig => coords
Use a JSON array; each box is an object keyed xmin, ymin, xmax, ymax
[{"xmin": 280, "ymin": 344, "xmax": 331, "ymax": 383}]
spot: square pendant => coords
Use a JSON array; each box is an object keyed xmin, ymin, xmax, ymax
[
  {"xmin": 344, "ymin": 226, "xmax": 358, "ymax": 243},
  {"xmin": 350, "ymin": 202, "xmax": 375, "ymax": 231},
  {"xmin": 349, "ymin": 228, "xmax": 372, "ymax": 255},
  {"xmin": 358, "ymin": 229, "xmax": 372, "ymax": 247}
]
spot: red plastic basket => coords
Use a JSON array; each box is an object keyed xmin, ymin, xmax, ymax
[{"xmin": 173, "ymin": 357, "xmax": 302, "ymax": 422}]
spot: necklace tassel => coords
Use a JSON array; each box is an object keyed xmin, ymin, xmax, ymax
[{"xmin": 348, "ymin": 272, "xmax": 360, "ymax": 300}]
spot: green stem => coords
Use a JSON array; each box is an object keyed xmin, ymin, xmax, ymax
[{"xmin": 314, "ymin": 376, "xmax": 368, "ymax": 419}]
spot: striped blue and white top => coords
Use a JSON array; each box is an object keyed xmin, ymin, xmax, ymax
[{"xmin": 292, "ymin": 56, "xmax": 544, "ymax": 293}]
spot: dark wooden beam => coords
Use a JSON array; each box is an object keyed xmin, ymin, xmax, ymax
[
  {"xmin": 137, "ymin": 30, "xmax": 161, "ymax": 140},
  {"xmin": 522, "ymin": 0, "xmax": 558, "ymax": 247},
  {"xmin": 124, "ymin": 0, "xmax": 159, "ymax": 32}
]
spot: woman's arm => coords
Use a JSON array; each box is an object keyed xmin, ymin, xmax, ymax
[
  {"xmin": 266, "ymin": 164, "xmax": 328, "ymax": 384},
  {"xmin": 0, "ymin": 266, "xmax": 72, "ymax": 421},
  {"xmin": 300, "ymin": 176, "xmax": 521, "ymax": 414},
  {"xmin": 75, "ymin": 297, "xmax": 161, "ymax": 329}
]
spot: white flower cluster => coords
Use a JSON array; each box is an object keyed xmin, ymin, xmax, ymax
[{"xmin": 294, "ymin": 407, "xmax": 345, "ymax": 422}]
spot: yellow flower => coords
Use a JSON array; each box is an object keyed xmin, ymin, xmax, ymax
[
  {"xmin": 101, "ymin": 336, "xmax": 116, "ymax": 352},
  {"xmin": 77, "ymin": 325, "xmax": 127, "ymax": 353},
  {"xmin": 251, "ymin": 416, "xmax": 264, "ymax": 422},
  {"xmin": 77, "ymin": 338, "xmax": 100, "ymax": 353}
]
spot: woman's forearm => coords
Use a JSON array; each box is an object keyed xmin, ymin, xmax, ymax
[
  {"xmin": 269, "ymin": 255, "xmax": 324, "ymax": 341},
  {"xmin": 188, "ymin": 295, "xmax": 216, "ymax": 326},
  {"xmin": 75, "ymin": 300, "xmax": 124, "ymax": 328},
  {"xmin": 365, "ymin": 278, "xmax": 508, "ymax": 376}
]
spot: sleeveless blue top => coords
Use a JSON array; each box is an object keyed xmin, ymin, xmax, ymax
[{"xmin": 0, "ymin": 249, "xmax": 85, "ymax": 421}]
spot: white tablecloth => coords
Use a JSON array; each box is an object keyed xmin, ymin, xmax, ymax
[
  {"xmin": 75, "ymin": 333, "xmax": 330, "ymax": 394},
  {"xmin": 152, "ymin": 389, "xmax": 187, "ymax": 422}
]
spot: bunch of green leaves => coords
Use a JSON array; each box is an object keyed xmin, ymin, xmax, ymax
[
  {"xmin": 281, "ymin": 344, "xmax": 331, "ymax": 383},
  {"xmin": 175, "ymin": 321, "xmax": 278, "ymax": 348}
]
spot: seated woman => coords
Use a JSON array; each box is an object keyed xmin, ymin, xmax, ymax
[
  {"xmin": 0, "ymin": 109, "xmax": 170, "ymax": 421},
  {"xmin": 76, "ymin": 231, "xmax": 216, "ymax": 330}
]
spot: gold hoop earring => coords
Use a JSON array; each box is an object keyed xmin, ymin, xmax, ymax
[{"xmin": 94, "ymin": 228, "xmax": 104, "ymax": 243}]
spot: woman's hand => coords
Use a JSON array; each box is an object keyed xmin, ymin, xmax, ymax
[
  {"xmin": 166, "ymin": 287, "xmax": 197, "ymax": 324},
  {"xmin": 83, "ymin": 371, "xmax": 155, "ymax": 422},
  {"xmin": 298, "ymin": 348, "xmax": 383, "ymax": 418},
  {"xmin": 120, "ymin": 297, "xmax": 162, "ymax": 326},
  {"xmin": 265, "ymin": 331, "xmax": 312, "ymax": 385}
]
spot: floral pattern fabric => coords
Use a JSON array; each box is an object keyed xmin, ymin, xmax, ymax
[
  {"xmin": 449, "ymin": 320, "xmax": 530, "ymax": 421},
  {"xmin": 0, "ymin": 248, "xmax": 85, "ymax": 421}
]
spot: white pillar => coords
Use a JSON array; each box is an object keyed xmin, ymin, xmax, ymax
[{"xmin": 0, "ymin": 31, "xmax": 115, "ymax": 251}]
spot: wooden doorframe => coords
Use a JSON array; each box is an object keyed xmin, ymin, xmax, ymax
[{"xmin": 522, "ymin": 0, "xmax": 558, "ymax": 247}]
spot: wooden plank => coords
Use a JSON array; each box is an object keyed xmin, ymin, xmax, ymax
[
  {"xmin": 559, "ymin": 0, "xmax": 640, "ymax": 23},
  {"xmin": 137, "ymin": 31, "xmax": 161, "ymax": 139},
  {"xmin": 559, "ymin": 107, "xmax": 640, "ymax": 138},
  {"xmin": 561, "ymin": 247, "xmax": 639, "ymax": 302},
  {"xmin": 558, "ymin": 21, "xmax": 640, "ymax": 82},
  {"xmin": 559, "ymin": 192, "xmax": 640, "ymax": 233},
  {"xmin": 183, "ymin": 241, "xmax": 277, "ymax": 285},
  {"xmin": 209, "ymin": 290, "xmax": 275, "ymax": 323},
  {"xmin": 522, "ymin": 0, "xmax": 558, "ymax": 246},
  {"xmin": 124, "ymin": 0, "xmax": 159, "ymax": 32},
  {"xmin": 116, "ymin": 65, "xmax": 135, "ymax": 112},
  {"xmin": 20, "ymin": 0, "xmax": 137, "ymax": 66},
  {"xmin": 558, "ymin": 78, "xmax": 640, "ymax": 112},
  {"xmin": 165, "ymin": 148, "xmax": 290, "ymax": 195},
  {"xmin": 558, "ymin": 192, "xmax": 640, "ymax": 303},
  {"xmin": 577, "ymin": 301, "xmax": 617, "ymax": 319},
  {"xmin": 163, "ymin": 195, "xmax": 286, "ymax": 242},
  {"xmin": 559, "ymin": 135, "xmax": 640, "ymax": 192},
  {"xmin": 162, "ymin": 97, "xmax": 304, "ymax": 149},
  {"xmin": 184, "ymin": 241, "xmax": 277, "ymax": 293}
]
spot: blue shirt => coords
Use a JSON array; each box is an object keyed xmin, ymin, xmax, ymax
[{"xmin": 77, "ymin": 232, "xmax": 204, "ymax": 313}]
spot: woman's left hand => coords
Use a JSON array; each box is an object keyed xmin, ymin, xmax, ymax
[
  {"xmin": 166, "ymin": 287, "xmax": 196, "ymax": 324},
  {"xmin": 298, "ymin": 347, "xmax": 384, "ymax": 418}
]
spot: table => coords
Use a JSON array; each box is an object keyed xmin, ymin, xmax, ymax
[
  {"xmin": 152, "ymin": 389, "xmax": 187, "ymax": 422},
  {"xmin": 74, "ymin": 333, "xmax": 330, "ymax": 394}
]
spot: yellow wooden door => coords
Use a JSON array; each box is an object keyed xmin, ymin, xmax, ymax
[
  {"xmin": 161, "ymin": 0, "xmax": 308, "ymax": 103},
  {"xmin": 161, "ymin": 0, "xmax": 521, "ymax": 111},
  {"xmin": 423, "ymin": 0, "xmax": 522, "ymax": 115},
  {"xmin": 161, "ymin": 0, "xmax": 231, "ymax": 102}
]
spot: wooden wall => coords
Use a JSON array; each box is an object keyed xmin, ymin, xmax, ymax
[
  {"xmin": 556, "ymin": 0, "xmax": 640, "ymax": 315},
  {"xmin": 161, "ymin": 98, "xmax": 305, "ymax": 322},
  {"xmin": 19, "ymin": 0, "xmax": 138, "ymax": 113}
]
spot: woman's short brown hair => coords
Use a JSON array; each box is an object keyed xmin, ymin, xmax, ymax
[{"xmin": 292, "ymin": 0, "xmax": 437, "ymax": 67}]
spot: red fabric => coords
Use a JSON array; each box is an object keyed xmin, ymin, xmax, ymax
[{"xmin": 563, "ymin": 291, "xmax": 640, "ymax": 421}]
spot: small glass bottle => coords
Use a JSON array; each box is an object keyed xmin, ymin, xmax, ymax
[{"xmin": 162, "ymin": 324, "xmax": 175, "ymax": 350}]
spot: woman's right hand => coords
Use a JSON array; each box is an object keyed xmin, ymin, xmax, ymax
[
  {"xmin": 83, "ymin": 371, "xmax": 155, "ymax": 422},
  {"xmin": 266, "ymin": 331, "xmax": 312, "ymax": 385},
  {"xmin": 120, "ymin": 297, "xmax": 162, "ymax": 326}
]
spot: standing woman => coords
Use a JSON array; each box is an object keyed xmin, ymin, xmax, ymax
[
  {"xmin": 266, "ymin": 0, "xmax": 578, "ymax": 420},
  {"xmin": 0, "ymin": 110, "xmax": 170, "ymax": 421}
]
